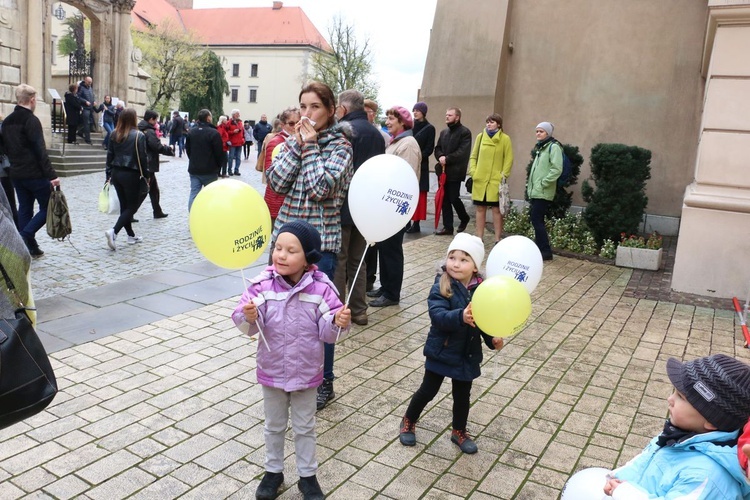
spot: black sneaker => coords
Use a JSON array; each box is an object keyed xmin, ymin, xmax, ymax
[
  {"xmin": 316, "ymin": 379, "xmax": 334, "ymax": 411},
  {"xmin": 256, "ymin": 471, "xmax": 284, "ymax": 500},
  {"xmin": 297, "ymin": 475, "xmax": 325, "ymax": 500},
  {"xmin": 399, "ymin": 416, "xmax": 416, "ymax": 446}
]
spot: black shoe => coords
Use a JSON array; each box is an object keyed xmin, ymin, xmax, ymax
[
  {"xmin": 297, "ymin": 475, "xmax": 325, "ymax": 500},
  {"xmin": 234, "ymin": 171, "xmax": 240, "ymax": 175},
  {"xmin": 154, "ymin": 212, "xmax": 168, "ymax": 219},
  {"xmin": 369, "ymin": 296, "xmax": 398, "ymax": 307},
  {"xmin": 457, "ymin": 220, "xmax": 469, "ymax": 233},
  {"xmin": 406, "ymin": 222, "xmax": 421, "ymax": 234},
  {"xmin": 542, "ymin": 253, "xmax": 553, "ymax": 261},
  {"xmin": 29, "ymin": 247, "xmax": 44, "ymax": 258},
  {"xmin": 256, "ymin": 471, "xmax": 284, "ymax": 500},
  {"xmin": 399, "ymin": 416, "xmax": 416, "ymax": 446},
  {"xmin": 316, "ymin": 379, "xmax": 334, "ymax": 411},
  {"xmin": 366, "ymin": 287, "xmax": 383, "ymax": 298},
  {"xmin": 131, "ymin": 218, "xmax": 139, "ymax": 223},
  {"xmin": 22, "ymin": 236, "xmax": 44, "ymax": 258},
  {"xmin": 435, "ymin": 228, "xmax": 453, "ymax": 236},
  {"xmin": 351, "ymin": 314, "xmax": 368, "ymax": 326}
]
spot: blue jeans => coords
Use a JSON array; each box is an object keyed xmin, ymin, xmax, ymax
[
  {"xmin": 170, "ymin": 135, "xmax": 185, "ymax": 156},
  {"xmin": 102, "ymin": 121, "xmax": 114, "ymax": 148},
  {"xmin": 188, "ymin": 174, "xmax": 217, "ymax": 211},
  {"xmin": 229, "ymin": 146, "xmax": 242, "ymax": 173},
  {"xmin": 530, "ymin": 199, "xmax": 552, "ymax": 258},
  {"xmin": 316, "ymin": 251, "xmax": 338, "ymax": 381},
  {"xmin": 13, "ymin": 177, "xmax": 51, "ymax": 244}
]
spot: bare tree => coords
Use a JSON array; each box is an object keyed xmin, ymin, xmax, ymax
[{"xmin": 310, "ymin": 16, "xmax": 378, "ymax": 100}]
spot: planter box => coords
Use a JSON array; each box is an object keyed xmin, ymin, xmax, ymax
[{"xmin": 615, "ymin": 246, "xmax": 663, "ymax": 271}]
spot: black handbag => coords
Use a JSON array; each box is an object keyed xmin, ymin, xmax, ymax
[
  {"xmin": 135, "ymin": 133, "xmax": 150, "ymax": 196},
  {"xmin": 0, "ymin": 261, "xmax": 58, "ymax": 430},
  {"xmin": 465, "ymin": 177, "xmax": 473, "ymax": 193}
]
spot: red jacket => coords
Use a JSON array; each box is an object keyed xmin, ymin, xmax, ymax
[
  {"xmin": 218, "ymin": 123, "xmax": 230, "ymax": 152},
  {"xmin": 740, "ymin": 418, "xmax": 750, "ymax": 472},
  {"xmin": 226, "ymin": 118, "xmax": 245, "ymax": 147}
]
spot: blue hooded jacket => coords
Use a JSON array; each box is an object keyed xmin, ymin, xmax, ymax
[{"xmin": 611, "ymin": 430, "xmax": 750, "ymax": 499}]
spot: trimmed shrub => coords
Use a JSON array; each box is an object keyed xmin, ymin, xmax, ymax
[{"xmin": 581, "ymin": 143, "xmax": 651, "ymax": 245}]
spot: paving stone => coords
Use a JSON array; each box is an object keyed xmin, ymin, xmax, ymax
[
  {"xmin": 9, "ymin": 467, "xmax": 57, "ymax": 493},
  {"xmin": 85, "ymin": 468, "xmax": 155, "ymax": 500},
  {"xmin": 1, "ymin": 442, "xmax": 68, "ymax": 475},
  {"xmin": 162, "ymin": 434, "xmax": 222, "ymax": 464},
  {"xmin": 180, "ymin": 473, "xmax": 244, "ymax": 499},
  {"xmin": 43, "ymin": 443, "xmax": 109, "ymax": 477},
  {"xmin": 74, "ymin": 450, "xmax": 141, "ymax": 485},
  {"xmin": 0, "ymin": 482, "xmax": 25, "ymax": 499},
  {"xmin": 129, "ymin": 476, "xmax": 190, "ymax": 500},
  {"xmin": 42, "ymin": 475, "xmax": 90, "ymax": 500}
]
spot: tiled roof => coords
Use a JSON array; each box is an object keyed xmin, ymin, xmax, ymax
[{"xmin": 131, "ymin": 1, "xmax": 329, "ymax": 51}]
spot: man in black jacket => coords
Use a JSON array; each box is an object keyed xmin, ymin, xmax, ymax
[
  {"xmin": 169, "ymin": 111, "xmax": 186, "ymax": 158},
  {"xmin": 76, "ymin": 76, "xmax": 98, "ymax": 145},
  {"xmin": 4, "ymin": 84, "xmax": 60, "ymax": 257},
  {"xmin": 185, "ymin": 109, "xmax": 223, "ymax": 211},
  {"xmin": 138, "ymin": 110, "xmax": 174, "ymax": 219},
  {"xmin": 434, "ymin": 107, "xmax": 471, "ymax": 235}
]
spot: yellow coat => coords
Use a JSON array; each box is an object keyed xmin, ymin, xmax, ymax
[{"xmin": 468, "ymin": 129, "xmax": 513, "ymax": 203}]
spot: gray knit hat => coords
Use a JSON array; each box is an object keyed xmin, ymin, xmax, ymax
[
  {"xmin": 277, "ymin": 220, "xmax": 322, "ymax": 264},
  {"xmin": 666, "ymin": 354, "xmax": 750, "ymax": 431}
]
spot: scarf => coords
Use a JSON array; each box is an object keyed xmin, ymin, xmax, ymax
[
  {"xmin": 656, "ymin": 420, "xmax": 698, "ymax": 447},
  {"xmin": 486, "ymin": 128, "xmax": 499, "ymax": 138}
]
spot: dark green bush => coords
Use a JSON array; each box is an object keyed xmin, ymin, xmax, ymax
[
  {"xmin": 525, "ymin": 143, "xmax": 584, "ymax": 219},
  {"xmin": 581, "ymin": 143, "xmax": 651, "ymax": 245}
]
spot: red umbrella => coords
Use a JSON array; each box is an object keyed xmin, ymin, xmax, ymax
[{"xmin": 434, "ymin": 172, "xmax": 446, "ymax": 229}]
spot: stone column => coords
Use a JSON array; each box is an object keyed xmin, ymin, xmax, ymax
[
  {"xmin": 112, "ymin": 0, "xmax": 135, "ymax": 102},
  {"xmin": 672, "ymin": 1, "xmax": 750, "ymax": 298},
  {"xmin": 25, "ymin": 0, "xmax": 44, "ymax": 93}
]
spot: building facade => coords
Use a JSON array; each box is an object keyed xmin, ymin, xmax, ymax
[{"xmin": 420, "ymin": 0, "xmax": 749, "ymax": 299}]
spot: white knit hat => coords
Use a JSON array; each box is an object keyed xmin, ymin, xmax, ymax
[
  {"xmin": 536, "ymin": 121, "xmax": 554, "ymax": 136},
  {"xmin": 447, "ymin": 233, "xmax": 485, "ymax": 269}
]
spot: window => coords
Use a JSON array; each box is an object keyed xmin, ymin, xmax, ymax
[
  {"xmin": 249, "ymin": 87, "xmax": 257, "ymax": 103},
  {"xmin": 251, "ymin": 64, "xmax": 258, "ymax": 77},
  {"xmin": 232, "ymin": 64, "xmax": 239, "ymax": 77},
  {"xmin": 231, "ymin": 87, "xmax": 239, "ymax": 102}
]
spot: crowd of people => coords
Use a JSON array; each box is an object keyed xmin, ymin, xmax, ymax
[{"xmin": 4, "ymin": 78, "xmax": 750, "ymax": 500}]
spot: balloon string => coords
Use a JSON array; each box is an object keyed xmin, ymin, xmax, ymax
[
  {"xmin": 241, "ymin": 268, "xmax": 270, "ymax": 351},
  {"xmin": 335, "ymin": 243, "xmax": 371, "ymax": 342}
]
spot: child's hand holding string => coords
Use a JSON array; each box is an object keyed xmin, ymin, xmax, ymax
[
  {"xmin": 243, "ymin": 301, "xmax": 258, "ymax": 323},
  {"xmin": 463, "ymin": 303, "xmax": 475, "ymax": 327},
  {"xmin": 335, "ymin": 306, "xmax": 351, "ymax": 329},
  {"xmin": 491, "ymin": 337, "xmax": 504, "ymax": 350}
]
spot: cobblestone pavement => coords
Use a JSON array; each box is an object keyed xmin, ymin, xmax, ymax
[
  {"xmin": 2, "ymin": 153, "xmax": 748, "ymax": 498},
  {"xmin": 30, "ymin": 155, "xmax": 263, "ymax": 300}
]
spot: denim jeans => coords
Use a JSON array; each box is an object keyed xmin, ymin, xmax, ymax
[
  {"xmin": 12, "ymin": 177, "xmax": 52, "ymax": 243},
  {"xmin": 188, "ymin": 174, "xmax": 217, "ymax": 211},
  {"xmin": 229, "ymin": 146, "xmax": 242, "ymax": 174},
  {"xmin": 316, "ymin": 251, "xmax": 337, "ymax": 381},
  {"xmin": 102, "ymin": 121, "xmax": 114, "ymax": 148},
  {"xmin": 170, "ymin": 135, "xmax": 185, "ymax": 156}
]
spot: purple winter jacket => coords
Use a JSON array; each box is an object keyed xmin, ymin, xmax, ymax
[{"xmin": 232, "ymin": 265, "xmax": 349, "ymax": 392}]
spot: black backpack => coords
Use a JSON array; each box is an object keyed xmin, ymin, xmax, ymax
[{"xmin": 550, "ymin": 140, "xmax": 572, "ymax": 188}]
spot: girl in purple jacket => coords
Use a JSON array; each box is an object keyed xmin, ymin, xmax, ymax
[{"xmin": 232, "ymin": 220, "xmax": 350, "ymax": 500}]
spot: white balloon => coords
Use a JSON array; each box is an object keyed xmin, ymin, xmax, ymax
[
  {"xmin": 348, "ymin": 154, "xmax": 419, "ymax": 243},
  {"xmin": 561, "ymin": 468, "xmax": 611, "ymax": 500},
  {"xmin": 486, "ymin": 235, "xmax": 544, "ymax": 293}
]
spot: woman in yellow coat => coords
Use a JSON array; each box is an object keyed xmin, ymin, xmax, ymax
[{"xmin": 468, "ymin": 113, "xmax": 513, "ymax": 243}]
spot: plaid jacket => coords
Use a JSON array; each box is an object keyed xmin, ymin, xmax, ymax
[{"xmin": 267, "ymin": 124, "xmax": 353, "ymax": 253}]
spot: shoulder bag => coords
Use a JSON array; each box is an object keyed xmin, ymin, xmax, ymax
[
  {"xmin": 0, "ymin": 261, "xmax": 58, "ymax": 430},
  {"xmin": 135, "ymin": 133, "xmax": 150, "ymax": 196}
]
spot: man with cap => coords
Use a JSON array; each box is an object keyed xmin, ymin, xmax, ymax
[
  {"xmin": 408, "ymin": 101, "xmax": 435, "ymax": 234},
  {"xmin": 593, "ymin": 354, "xmax": 750, "ymax": 499},
  {"xmin": 527, "ymin": 121, "xmax": 562, "ymax": 261},
  {"xmin": 434, "ymin": 107, "xmax": 472, "ymax": 235}
]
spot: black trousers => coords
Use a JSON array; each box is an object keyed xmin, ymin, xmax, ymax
[
  {"xmin": 243, "ymin": 141, "xmax": 252, "ymax": 159},
  {"xmin": 365, "ymin": 245, "xmax": 378, "ymax": 289},
  {"xmin": 375, "ymin": 225, "xmax": 406, "ymax": 302},
  {"xmin": 111, "ymin": 168, "xmax": 145, "ymax": 237},
  {"xmin": 404, "ymin": 369, "xmax": 472, "ymax": 431},
  {"xmin": 530, "ymin": 198, "xmax": 552, "ymax": 258},
  {"xmin": 66, "ymin": 122, "xmax": 78, "ymax": 144},
  {"xmin": 148, "ymin": 172, "xmax": 164, "ymax": 215},
  {"xmin": 442, "ymin": 180, "xmax": 470, "ymax": 230},
  {"xmin": 0, "ymin": 176, "xmax": 18, "ymax": 227}
]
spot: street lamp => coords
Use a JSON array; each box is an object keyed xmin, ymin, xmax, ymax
[{"xmin": 53, "ymin": 2, "xmax": 66, "ymax": 21}]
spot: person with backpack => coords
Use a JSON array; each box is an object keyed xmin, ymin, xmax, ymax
[
  {"xmin": 526, "ymin": 121, "xmax": 562, "ymax": 261},
  {"xmin": 467, "ymin": 113, "xmax": 513, "ymax": 244}
]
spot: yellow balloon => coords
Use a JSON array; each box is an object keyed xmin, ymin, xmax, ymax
[
  {"xmin": 189, "ymin": 179, "xmax": 272, "ymax": 269},
  {"xmin": 472, "ymin": 276, "xmax": 531, "ymax": 337}
]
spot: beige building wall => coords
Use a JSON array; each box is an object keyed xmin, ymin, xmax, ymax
[
  {"xmin": 421, "ymin": 0, "xmax": 707, "ymax": 225},
  {"xmin": 215, "ymin": 45, "xmax": 317, "ymax": 123}
]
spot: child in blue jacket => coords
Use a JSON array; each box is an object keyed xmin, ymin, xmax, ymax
[
  {"xmin": 598, "ymin": 354, "xmax": 750, "ymax": 499},
  {"xmin": 399, "ymin": 233, "xmax": 503, "ymax": 454}
]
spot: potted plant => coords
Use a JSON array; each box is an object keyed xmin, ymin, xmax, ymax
[{"xmin": 615, "ymin": 232, "xmax": 663, "ymax": 271}]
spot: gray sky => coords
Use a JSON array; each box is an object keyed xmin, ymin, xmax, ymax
[{"xmin": 191, "ymin": 0, "xmax": 437, "ymax": 110}]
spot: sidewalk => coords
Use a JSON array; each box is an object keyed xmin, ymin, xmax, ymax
[{"xmin": 1, "ymin": 156, "xmax": 748, "ymax": 499}]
